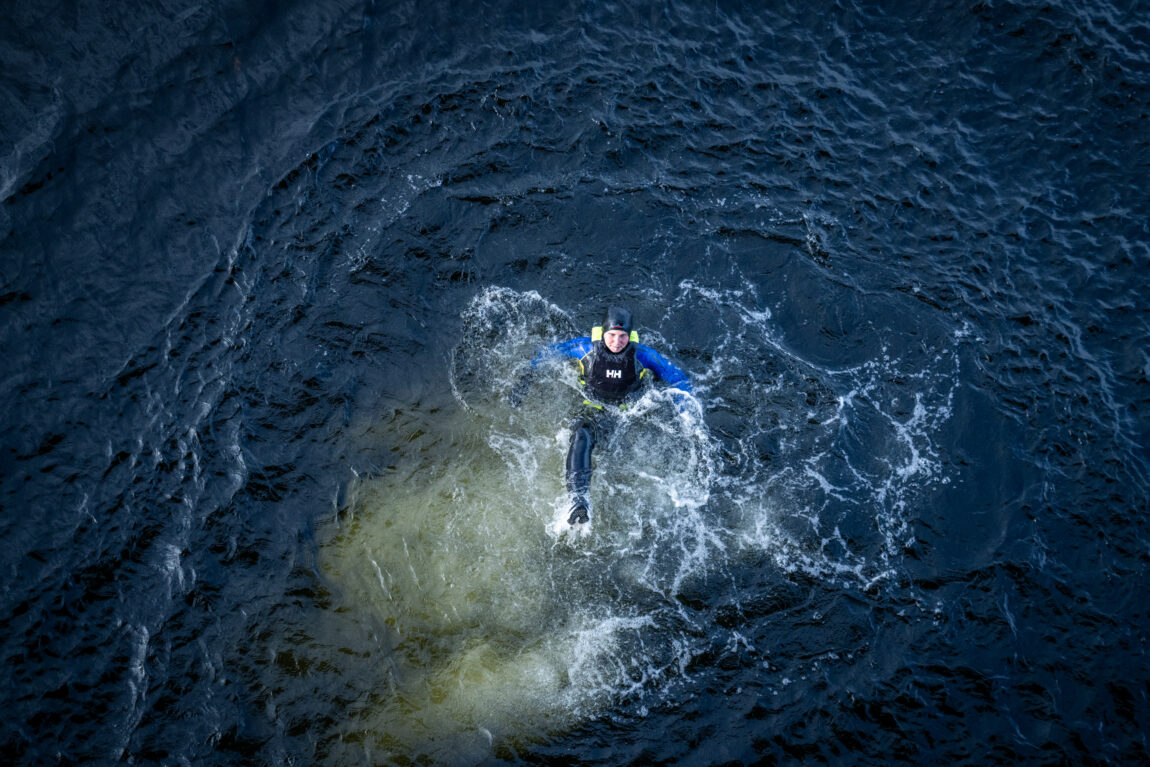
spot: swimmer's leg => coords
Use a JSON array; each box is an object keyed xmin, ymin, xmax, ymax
[{"xmin": 565, "ymin": 417, "xmax": 595, "ymax": 524}]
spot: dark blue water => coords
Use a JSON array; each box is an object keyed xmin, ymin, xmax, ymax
[{"xmin": 3, "ymin": 1, "xmax": 1148, "ymax": 764}]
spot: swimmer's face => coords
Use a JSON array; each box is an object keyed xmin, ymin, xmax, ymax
[{"xmin": 603, "ymin": 329, "xmax": 629, "ymax": 353}]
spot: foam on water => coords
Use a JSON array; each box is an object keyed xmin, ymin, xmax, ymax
[
  {"xmin": 321, "ymin": 285, "xmax": 961, "ymax": 756},
  {"xmin": 662, "ymin": 277, "xmax": 961, "ymax": 587},
  {"xmin": 321, "ymin": 288, "xmax": 722, "ymax": 754}
]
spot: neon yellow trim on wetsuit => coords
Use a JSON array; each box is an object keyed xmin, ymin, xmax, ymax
[{"xmin": 582, "ymin": 399, "xmax": 629, "ymax": 412}]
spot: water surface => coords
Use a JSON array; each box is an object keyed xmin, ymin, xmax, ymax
[{"xmin": 2, "ymin": 0, "xmax": 1148, "ymax": 764}]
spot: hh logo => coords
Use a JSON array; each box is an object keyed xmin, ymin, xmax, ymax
[{"xmin": 606, "ymin": 369, "xmax": 622, "ymax": 379}]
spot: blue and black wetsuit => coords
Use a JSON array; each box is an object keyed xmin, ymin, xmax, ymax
[
  {"xmin": 542, "ymin": 336, "xmax": 692, "ymax": 403},
  {"xmin": 512, "ymin": 321, "xmax": 692, "ymax": 524}
]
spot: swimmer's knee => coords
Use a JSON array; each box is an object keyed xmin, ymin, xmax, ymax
[{"xmin": 570, "ymin": 420, "xmax": 595, "ymax": 447}]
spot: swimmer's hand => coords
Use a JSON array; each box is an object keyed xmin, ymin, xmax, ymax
[{"xmin": 670, "ymin": 388, "xmax": 703, "ymax": 420}]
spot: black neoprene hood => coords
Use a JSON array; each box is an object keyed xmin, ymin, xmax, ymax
[{"xmin": 603, "ymin": 305, "xmax": 633, "ymax": 334}]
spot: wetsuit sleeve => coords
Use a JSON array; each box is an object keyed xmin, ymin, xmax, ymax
[
  {"xmin": 634, "ymin": 345, "xmax": 692, "ymax": 392},
  {"xmin": 530, "ymin": 337, "xmax": 593, "ymax": 366},
  {"xmin": 509, "ymin": 337, "xmax": 592, "ymax": 407},
  {"xmin": 635, "ymin": 344, "xmax": 700, "ymax": 417}
]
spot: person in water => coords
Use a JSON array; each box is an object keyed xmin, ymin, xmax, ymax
[{"xmin": 509, "ymin": 305, "xmax": 695, "ymax": 525}]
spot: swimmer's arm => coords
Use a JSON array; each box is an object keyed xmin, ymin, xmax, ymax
[
  {"xmin": 538, "ymin": 337, "xmax": 593, "ymax": 364},
  {"xmin": 636, "ymin": 344, "xmax": 700, "ymax": 416},
  {"xmin": 509, "ymin": 337, "xmax": 592, "ymax": 406},
  {"xmin": 635, "ymin": 344, "xmax": 692, "ymax": 392}
]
